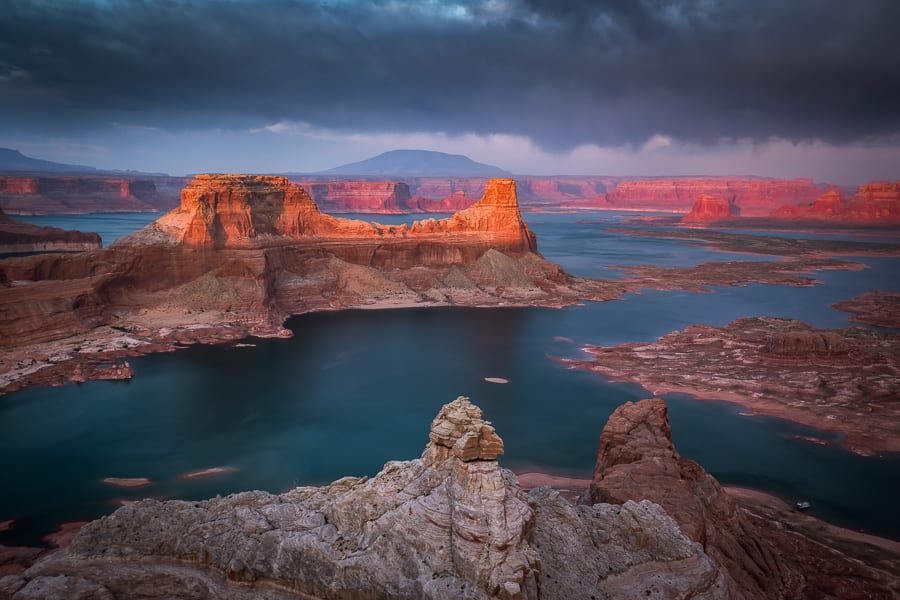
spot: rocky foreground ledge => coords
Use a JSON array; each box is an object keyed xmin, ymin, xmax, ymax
[{"xmin": 3, "ymin": 397, "xmax": 897, "ymax": 599}]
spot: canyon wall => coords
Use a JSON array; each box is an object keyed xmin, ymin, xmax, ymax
[
  {"xmin": 0, "ymin": 209, "xmax": 101, "ymax": 254},
  {"xmin": 286, "ymin": 176, "xmax": 832, "ymax": 215},
  {"xmin": 771, "ymin": 181, "xmax": 900, "ymax": 225},
  {"xmin": 603, "ymin": 177, "xmax": 829, "ymax": 216},
  {"xmin": 0, "ymin": 176, "xmax": 185, "ymax": 215}
]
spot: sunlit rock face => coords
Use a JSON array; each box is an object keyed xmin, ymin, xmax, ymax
[
  {"xmin": 15, "ymin": 396, "xmax": 727, "ymax": 599},
  {"xmin": 153, "ymin": 175, "xmax": 536, "ymax": 263},
  {"xmin": 771, "ymin": 181, "xmax": 900, "ymax": 224},
  {"xmin": 681, "ymin": 195, "xmax": 740, "ymax": 223},
  {"xmin": 603, "ymin": 177, "xmax": 826, "ymax": 216}
]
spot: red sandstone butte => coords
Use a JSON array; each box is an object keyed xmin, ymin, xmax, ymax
[
  {"xmin": 167, "ymin": 175, "xmax": 536, "ymax": 259},
  {"xmin": 681, "ymin": 195, "xmax": 739, "ymax": 223}
]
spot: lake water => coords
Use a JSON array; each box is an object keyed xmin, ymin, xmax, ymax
[{"xmin": 1, "ymin": 211, "xmax": 898, "ymax": 546}]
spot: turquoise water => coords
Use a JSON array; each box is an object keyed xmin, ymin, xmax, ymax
[
  {"xmin": 16, "ymin": 212, "xmax": 162, "ymax": 247},
  {"xmin": 1, "ymin": 211, "xmax": 898, "ymax": 546}
]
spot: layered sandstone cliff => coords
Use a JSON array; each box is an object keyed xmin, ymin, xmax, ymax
[
  {"xmin": 771, "ymin": 181, "xmax": 900, "ymax": 225},
  {"xmin": 603, "ymin": 178, "xmax": 827, "ymax": 216},
  {"xmin": 0, "ymin": 209, "xmax": 101, "ymax": 254},
  {"xmin": 259, "ymin": 177, "xmax": 833, "ymax": 216},
  {"xmin": 680, "ymin": 195, "xmax": 739, "ymax": 223},
  {"xmin": 0, "ymin": 176, "xmax": 621, "ymax": 392},
  {"xmin": 7, "ymin": 397, "xmax": 728, "ymax": 599},
  {"xmin": 0, "ymin": 176, "xmax": 182, "ymax": 215},
  {"xmin": 293, "ymin": 180, "xmax": 413, "ymax": 213}
]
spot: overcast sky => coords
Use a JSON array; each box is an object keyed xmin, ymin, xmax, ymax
[{"xmin": 1, "ymin": 0, "xmax": 898, "ymax": 183}]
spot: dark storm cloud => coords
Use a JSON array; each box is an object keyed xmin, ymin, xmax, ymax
[{"xmin": 1, "ymin": 0, "xmax": 899, "ymax": 149}]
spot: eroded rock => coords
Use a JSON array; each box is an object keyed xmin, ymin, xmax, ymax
[{"xmin": 16, "ymin": 397, "xmax": 725, "ymax": 599}]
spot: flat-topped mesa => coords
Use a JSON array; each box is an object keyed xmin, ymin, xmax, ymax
[
  {"xmin": 154, "ymin": 175, "xmax": 536, "ymax": 264},
  {"xmin": 770, "ymin": 181, "xmax": 900, "ymax": 224},
  {"xmin": 681, "ymin": 194, "xmax": 739, "ymax": 223}
]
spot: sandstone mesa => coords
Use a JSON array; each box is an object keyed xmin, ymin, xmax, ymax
[{"xmin": 0, "ymin": 175, "xmax": 622, "ymax": 394}]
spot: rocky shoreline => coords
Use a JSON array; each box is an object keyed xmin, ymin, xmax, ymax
[{"xmin": 562, "ymin": 316, "xmax": 900, "ymax": 456}]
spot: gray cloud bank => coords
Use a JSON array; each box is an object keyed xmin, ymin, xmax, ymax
[{"xmin": 2, "ymin": 0, "xmax": 899, "ymax": 150}]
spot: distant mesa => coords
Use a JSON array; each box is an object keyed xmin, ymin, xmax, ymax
[
  {"xmin": 770, "ymin": 181, "xmax": 900, "ymax": 225},
  {"xmin": 681, "ymin": 194, "xmax": 740, "ymax": 223},
  {"xmin": 0, "ymin": 147, "xmax": 98, "ymax": 174},
  {"xmin": 319, "ymin": 149, "xmax": 510, "ymax": 177},
  {"xmin": 0, "ymin": 207, "xmax": 101, "ymax": 253}
]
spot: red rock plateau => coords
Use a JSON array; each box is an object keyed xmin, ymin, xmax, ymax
[
  {"xmin": 0, "ymin": 175, "xmax": 184, "ymax": 215},
  {"xmin": 680, "ymin": 194, "xmax": 740, "ymax": 223},
  {"xmin": 585, "ymin": 399, "xmax": 899, "ymax": 599},
  {"xmin": 0, "ymin": 175, "xmax": 623, "ymax": 393},
  {"xmin": 771, "ymin": 181, "xmax": 900, "ymax": 225},
  {"xmin": 601, "ymin": 177, "xmax": 829, "ymax": 216},
  {"xmin": 285, "ymin": 176, "xmax": 832, "ymax": 216},
  {"xmin": 292, "ymin": 180, "xmax": 414, "ymax": 213},
  {"xmin": 0, "ymin": 208, "xmax": 101, "ymax": 253},
  {"xmin": 565, "ymin": 316, "xmax": 900, "ymax": 456}
]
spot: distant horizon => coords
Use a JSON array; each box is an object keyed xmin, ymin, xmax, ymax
[
  {"xmin": 2, "ymin": 2, "xmax": 898, "ymax": 187},
  {"xmin": 0, "ymin": 146, "xmax": 886, "ymax": 188}
]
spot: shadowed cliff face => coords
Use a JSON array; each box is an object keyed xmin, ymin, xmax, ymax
[{"xmin": 583, "ymin": 399, "xmax": 900, "ymax": 600}]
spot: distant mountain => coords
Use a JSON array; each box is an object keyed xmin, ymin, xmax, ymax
[
  {"xmin": 320, "ymin": 149, "xmax": 510, "ymax": 177},
  {"xmin": 0, "ymin": 148, "xmax": 99, "ymax": 174}
]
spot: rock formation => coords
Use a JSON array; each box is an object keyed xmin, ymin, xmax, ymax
[
  {"xmin": 603, "ymin": 178, "xmax": 827, "ymax": 216},
  {"xmin": 407, "ymin": 190, "xmax": 477, "ymax": 212},
  {"xmin": 0, "ymin": 176, "xmax": 182, "ymax": 215},
  {"xmin": 584, "ymin": 400, "xmax": 796, "ymax": 598},
  {"xmin": 152, "ymin": 175, "xmax": 536, "ymax": 261},
  {"xmin": 583, "ymin": 399, "xmax": 899, "ymax": 599},
  {"xmin": 279, "ymin": 176, "xmax": 831, "ymax": 216},
  {"xmin": 6, "ymin": 397, "xmax": 728, "ymax": 599},
  {"xmin": 680, "ymin": 195, "xmax": 739, "ymax": 223},
  {"xmin": 0, "ymin": 209, "xmax": 101, "ymax": 253},
  {"xmin": 566, "ymin": 317, "xmax": 900, "ymax": 455},
  {"xmin": 294, "ymin": 180, "xmax": 413, "ymax": 213},
  {"xmin": 771, "ymin": 181, "xmax": 900, "ymax": 225},
  {"xmin": 833, "ymin": 290, "xmax": 900, "ymax": 329},
  {"xmin": 0, "ymin": 176, "xmax": 623, "ymax": 393}
]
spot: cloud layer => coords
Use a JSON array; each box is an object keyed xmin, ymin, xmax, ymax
[{"xmin": 2, "ymin": 0, "xmax": 899, "ymax": 153}]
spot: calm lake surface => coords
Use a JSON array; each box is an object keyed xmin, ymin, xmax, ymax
[{"xmin": 1, "ymin": 210, "xmax": 899, "ymax": 545}]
